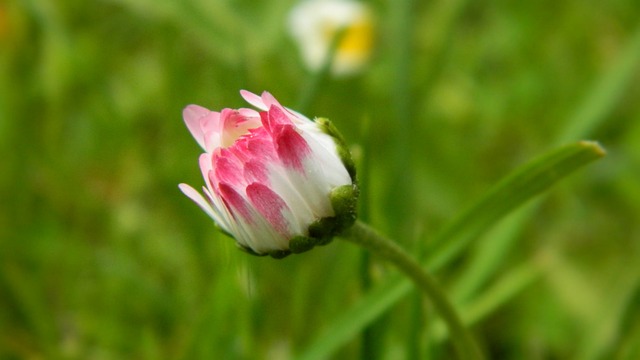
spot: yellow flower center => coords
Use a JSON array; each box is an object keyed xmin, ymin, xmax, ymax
[
  {"xmin": 338, "ymin": 21, "xmax": 373, "ymax": 57},
  {"xmin": 322, "ymin": 16, "xmax": 373, "ymax": 58}
]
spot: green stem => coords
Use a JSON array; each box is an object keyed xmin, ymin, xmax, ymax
[
  {"xmin": 295, "ymin": 28, "xmax": 347, "ymax": 114},
  {"xmin": 357, "ymin": 116, "xmax": 378, "ymax": 360},
  {"xmin": 341, "ymin": 221, "xmax": 484, "ymax": 360}
]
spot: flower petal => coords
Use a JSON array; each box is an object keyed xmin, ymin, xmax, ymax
[
  {"xmin": 260, "ymin": 105, "xmax": 286, "ymax": 135},
  {"xmin": 265, "ymin": 165, "xmax": 319, "ymax": 231},
  {"xmin": 183, "ymin": 105, "xmax": 210, "ymax": 149},
  {"xmin": 246, "ymin": 183, "xmax": 292, "ymax": 237},
  {"xmin": 259, "ymin": 91, "xmax": 284, "ymax": 111},
  {"xmin": 178, "ymin": 183, "xmax": 217, "ymax": 220},
  {"xmin": 244, "ymin": 159, "xmax": 270, "ymax": 184},
  {"xmin": 300, "ymin": 127, "xmax": 352, "ymax": 186},
  {"xmin": 240, "ymin": 90, "xmax": 267, "ymax": 111},
  {"xmin": 213, "ymin": 151, "xmax": 245, "ymax": 187},
  {"xmin": 219, "ymin": 182, "xmax": 287, "ymax": 252},
  {"xmin": 246, "ymin": 129, "xmax": 277, "ymax": 161},
  {"xmin": 198, "ymin": 153, "xmax": 214, "ymax": 189},
  {"xmin": 219, "ymin": 109, "xmax": 262, "ymax": 148},
  {"xmin": 275, "ymin": 124, "xmax": 311, "ymax": 172}
]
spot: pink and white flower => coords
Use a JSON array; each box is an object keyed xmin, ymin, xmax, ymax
[{"xmin": 179, "ymin": 90, "xmax": 358, "ymax": 258}]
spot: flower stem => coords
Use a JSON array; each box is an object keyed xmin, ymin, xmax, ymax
[
  {"xmin": 341, "ymin": 220, "xmax": 484, "ymax": 360},
  {"xmin": 296, "ymin": 28, "xmax": 347, "ymax": 114}
]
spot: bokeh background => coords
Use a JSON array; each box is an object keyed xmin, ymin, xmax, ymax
[{"xmin": 2, "ymin": 0, "xmax": 640, "ymax": 359}]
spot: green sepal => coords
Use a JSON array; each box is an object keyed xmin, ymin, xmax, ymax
[
  {"xmin": 237, "ymin": 243, "xmax": 292, "ymax": 259},
  {"xmin": 316, "ymin": 236, "xmax": 334, "ymax": 246},
  {"xmin": 289, "ymin": 236, "xmax": 316, "ymax": 254},
  {"xmin": 316, "ymin": 117, "xmax": 357, "ymax": 181},
  {"xmin": 308, "ymin": 217, "xmax": 339, "ymax": 240},
  {"xmin": 269, "ymin": 250, "xmax": 291, "ymax": 259},
  {"xmin": 330, "ymin": 184, "xmax": 359, "ymax": 233},
  {"xmin": 305, "ymin": 183, "xmax": 359, "ymax": 244}
]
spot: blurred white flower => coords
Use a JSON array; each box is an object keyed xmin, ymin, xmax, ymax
[{"xmin": 288, "ymin": 0, "xmax": 374, "ymax": 76}]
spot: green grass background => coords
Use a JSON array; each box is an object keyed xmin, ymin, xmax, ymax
[{"xmin": 2, "ymin": 0, "xmax": 640, "ymax": 358}]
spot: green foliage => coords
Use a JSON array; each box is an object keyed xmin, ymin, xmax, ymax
[{"xmin": 2, "ymin": 0, "xmax": 639, "ymax": 359}]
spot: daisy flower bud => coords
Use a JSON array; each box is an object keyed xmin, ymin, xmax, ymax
[{"xmin": 179, "ymin": 90, "xmax": 358, "ymax": 258}]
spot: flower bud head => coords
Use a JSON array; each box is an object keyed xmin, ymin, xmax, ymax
[{"xmin": 179, "ymin": 90, "xmax": 358, "ymax": 258}]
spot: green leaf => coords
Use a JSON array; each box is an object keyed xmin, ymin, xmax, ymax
[
  {"xmin": 600, "ymin": 277, "xmax": 640, "ymax": 359},
  {"xmin": 296, "ymin": 272, "xmax": 412, "ymax": 360},
  {"xmin": 449, "ymin": 203, "xmax": 537, "ymax": 304},
  {"xmin": 556, "ymin": 24, "xmax": 640, "ymax": 144},
  {"xmin": 296, "ymin": 141, "xmax": 605, "ymax": 360},
  {"xmin": 431, "ymin": 261, "xmax": 541, "ymax": 341},
  {"xmin": 425, "ymin": 141, "xmax": 606, "ymax": 271}
]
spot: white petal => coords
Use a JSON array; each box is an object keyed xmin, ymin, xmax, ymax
[
  {"xmin": 240, "ymin": 90, "xmax": 267, "ymax": 111},
  {"xmin": 301, "ymin": 128, "xmax": 352, "ymax": 186},
  {"xmin": 259, "ymin": 91, "xmax": 283, "ymax": 111},
  {"xmin": 220, "ymin": 185, "xmax": 289, "ymax": 253},
  {"xmin": 257, "ymin": 158, "xmax": 314, "ymax": 227},
  {"xmin": 179, "ymin": 183, "xmax": 217, "ymax": 220},
  {"xmin": 183, "ymin": 105, "xmax": 210, "ymax": 149}
]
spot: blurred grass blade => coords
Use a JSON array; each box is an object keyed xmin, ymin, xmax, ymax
[
  {"xmin": 556, "ymin": 24, "xmax": 640, "ymax": 144},
  {"xmin": 577, "ymin": 267, "xmax": 640, "ymax": 360},
  {"xmin": 107, "ymin": 0, "xmax": 243, "ymax": 65},
  {"xmin": 450, "ymin": 203, "xmax": 536, "ymax": 304},
  {"xmin": 432, "ymin": 261, "xmax": 541, "ymax": 340},
  {"xmin": 425, "ymin": 141, "xmax": 605, "ymax": 270},
  {"xmin": 296, "ymin": 28, "xmax": 347, "ymax": 114},
  {"xmin": 297, "ymin": 141, "xmax": 606, "ymax": 360},
  {"xmin": 296, "ymin": 273, "xmax": 412, "ymax": 360},
  {"xmin": 600, "ymin": 276, "xmax": 640, "ymax": 359}
]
